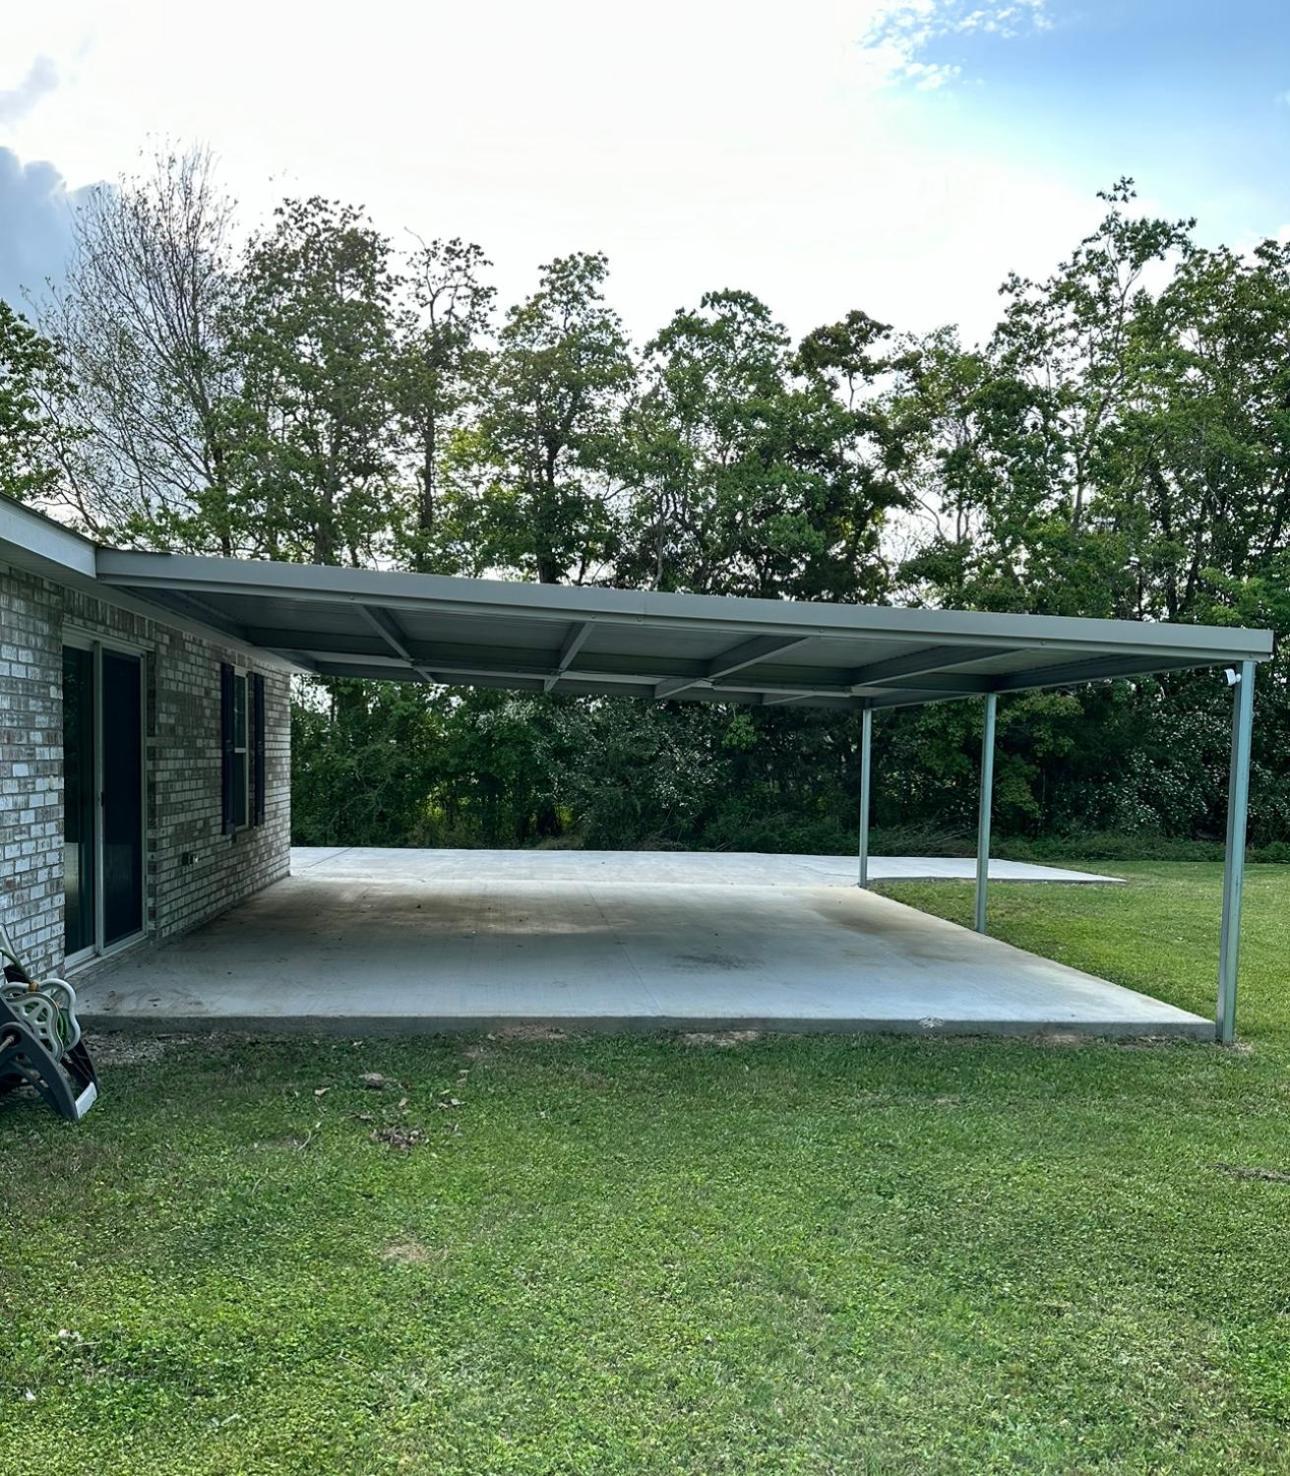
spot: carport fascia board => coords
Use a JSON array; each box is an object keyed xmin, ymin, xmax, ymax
[{"xmin": 94, "ymin": 549, "xmax": 1275, "ymax": 671}]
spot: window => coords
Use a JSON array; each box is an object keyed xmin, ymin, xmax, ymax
[{"xmin": 222, "ymin": 664, "xmax": 266, "ymax": 833}]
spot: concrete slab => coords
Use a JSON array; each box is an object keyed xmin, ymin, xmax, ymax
[
  {"xmin": 77, "ymin": 852, "xmax": 1205, "ymax": 1039},
  {"xmin": 290, "ymin": 846, "xmax": 1124, "ymax": 886}
]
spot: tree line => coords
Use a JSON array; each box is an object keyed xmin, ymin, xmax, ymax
[{"xmin": 2, "ymin": 151, "xmax": 1286, "ymax": 854}]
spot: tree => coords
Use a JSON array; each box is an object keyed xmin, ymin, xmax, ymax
[
  {"xmin": 1102, "ymin": 236, "xmax": 1290, "ymax": 624},
  {"xmin": 620, "ymin": 290, "xmax": 901, "ymax": 599},
  {"xmin": 0, "ymin": 302, "xmax": 74, "ymax": 504},
  {"xmin": 42, "ymin": 148, "xmax": 241, "ymax": 550},
  {"xmin": 888, "ymin": 184, "xmax": 1195, "ymax": 620},
  {"xmin": 228, "ymin": 197, "xmax": 400, "ymax": 566},
  {"xmin": 474, "ymin": 252, "xmax": 634, "ymax": 583},
  {"xmin": 392, "ymin": 238, "xmax": 495, "ymax": 571},
  {"xmin": 883, "ymin": 183, "xmax": 1290, "ymax": 842}
]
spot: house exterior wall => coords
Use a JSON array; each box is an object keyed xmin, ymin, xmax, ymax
[
  {"xmin": 0, "ymin": 569, "xmax": 62, "ymax": 976},
  {"xmin": 1, "ymin": 562, "xmax": 291, "ymax": 979}
]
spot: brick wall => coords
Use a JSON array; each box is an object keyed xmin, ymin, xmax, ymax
[
  {"xmin": 1, "ymin": 563, "xmax": 292, "ymax": 977},
  {"xmin": 0, "ymin": 570, "xmax": 63, "ymax": 974}
]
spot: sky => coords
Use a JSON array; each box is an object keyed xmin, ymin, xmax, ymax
[{"xmin": 1, "ymin": 0, "xmax": 1288, "ymax": 344}]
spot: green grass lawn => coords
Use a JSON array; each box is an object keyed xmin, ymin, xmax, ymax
[{"xmin": 4, "ymin": 862, "xmax": 1290, "ymax": 1474}]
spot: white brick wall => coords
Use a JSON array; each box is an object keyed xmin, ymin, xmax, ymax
[{"xmin": 1, "ymin": 565, "xmax": 292, "ymax": 977}]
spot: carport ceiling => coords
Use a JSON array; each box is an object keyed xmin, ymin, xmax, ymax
[{"xmin": 96, "ymin": 551, "xmax": 1274, "ymax": 710}]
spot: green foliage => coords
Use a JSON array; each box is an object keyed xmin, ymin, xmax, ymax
[
  {"xmin": 619, "ymin": 291, "xmax": 902, "ymax": 599},
  {"xmin": 471, "ymin": 252, "xmax": 635, "ymax": 584},
  {"xmin": 392, "ymin": 237, "xmax": 496, "ymax": 572},
  {"xmin": 0, "ymin": 301, "xmax": 71, "ymax": 504},
  {"xmin": 228, "ymin": 197, "xmax": 400, "ymax": 566}
]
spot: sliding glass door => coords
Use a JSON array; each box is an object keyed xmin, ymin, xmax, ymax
[
  {"xmin": 63, "ymin": 646, "xmax": 97, "ymax": 957},
  {"xmin": 63, "ymin": 641, "xmax": 145, "ymax": 961}
]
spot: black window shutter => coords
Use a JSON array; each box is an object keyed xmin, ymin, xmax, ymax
[
  {"xmin": 220, "ymin": 661, "xmax": 235, "ymax": 835},
  {"xmin": 252, "ymin": 672, "xmax": 267, "ymax": 826}
]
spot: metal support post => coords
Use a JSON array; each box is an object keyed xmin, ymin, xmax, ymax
[
  {"xmin": 974, "ymin": 692, "xmax": 997, "ymax": 934},
  {"xmin": 1217, "ymin": 660, "xmax": 1256, "ymax": 1044},
  {"xmin": 857, "ymin": 707, "xmax": 873, "ymax": 888}
]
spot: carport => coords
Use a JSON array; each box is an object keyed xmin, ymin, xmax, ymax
[{"xmin": 91, "ymin": 551, "xmax": 1272, "ymax": 1040}]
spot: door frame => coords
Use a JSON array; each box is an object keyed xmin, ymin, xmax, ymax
[{"xmin": 62, "ymin": 629, "xmax": 149, "ymax": 967}]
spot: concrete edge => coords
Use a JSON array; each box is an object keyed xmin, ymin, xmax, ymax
[
  {"xmin": 80, "ymin": 1012, "xmax": 1215, "ymax": 1041},
  {"xmin": 868, "ymin": 875, "xmax": 1127, "ymax": 886}
]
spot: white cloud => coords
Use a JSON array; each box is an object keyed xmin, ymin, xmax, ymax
[
  {"xmin": 858, "ymin": 0, "xmax": 1049, "ymax": 86},
  {"xmin": 0, "ymin": 55, "xmax": 58, "ymax": 124},
  {"xmin": 0, "ymin": 0, "xmax": 1099, "ymax": 345},
  {"xmin": 0, "ymin": 148, "xmax": 99, "ymax": 307}
]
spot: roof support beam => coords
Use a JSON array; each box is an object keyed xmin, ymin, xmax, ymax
[
  {"xmin": 992, "ymin": 653, "xmax": 1198, "ymax": 693},
  {"xmin": 357, "ymin": 605, "xmax": 416, "ymax": 663},
  {"xmin": 356, "ymin": 604, "xmax": 441, "ymax": 687},
  {"xmin": 655, "ymin": 635, "xmax": 811, "ymax": 700},
  {"xmin": 272, "ymin": 645, "xmax": 1004, "ymax": 706},
  {"xmin": 847, "ymin": 644, "xmax": 1009, "ymax": 692},
  {"xmin": 156, "ymin": 588, "xmax": 252, "ymax": 643},
  {"xmin": 272, "ymin": 648, "xmax": 580, "ymax": 685},
  {"xmin": 870, "ymin": 672, "xmax": 995, "ymax": 694},
  {"xmin": 544, "ymin": 622, "xmax": 592, "ymax": 692}
]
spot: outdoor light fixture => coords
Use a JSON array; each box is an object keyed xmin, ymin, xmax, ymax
[{"xmin": 1225, "ymin": 668, "xmax": 1242, "ymax": 686}]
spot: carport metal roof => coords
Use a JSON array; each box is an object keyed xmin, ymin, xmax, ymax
[{"xmin": 94, "ymin": 549, "xmax": 1274, "ymax": 710}]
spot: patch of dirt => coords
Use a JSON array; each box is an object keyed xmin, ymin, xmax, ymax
[
  {"xmin": 678, "ymin": 1029, "xmax": 762, "ymax": 1049},
  {"xmin": 370, "ymin": 1125, "xmax": 426, "ymax": 1151},
  {"xmin": 1215, "ymin": 1162, "xmax": 1290, "ymax": 1184},
  {"xmin": 1115, "ymin": 1034, "xmax": 1223, "ymax": 1051},
  {"xmin": 81, "ymin": 1032, "xmax": 178, "ymax": 1066}
]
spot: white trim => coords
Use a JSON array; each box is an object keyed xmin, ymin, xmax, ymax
[
  {"xmin": 63, "ymin": 620, "xmax": 153, "ymax": 657},
  {"xmin": 0, "ymin": 496, "xmax": 97, "ymax": 579}
]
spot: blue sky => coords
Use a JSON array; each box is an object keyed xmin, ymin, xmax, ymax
[
  {"xmin": 898, "ymin": 0, "xmax": 1290, "ymax": 239},
  {"xmin": 1, "ymin": 0, "xmax": 1287, "ymax": 339}
]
